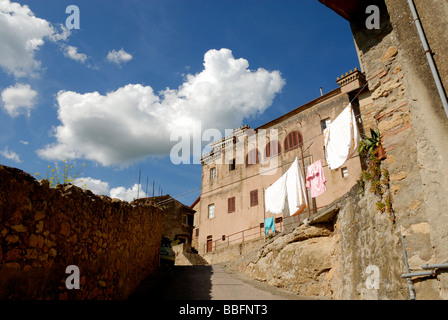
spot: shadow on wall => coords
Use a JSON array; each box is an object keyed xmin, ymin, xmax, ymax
[
  {"xmin": 129, "ymin": 265, "xmax": 213, "ymax": 300},
  {"xmin": 349, "ymin": 0, "xmax": 393, "ymax": 55}
]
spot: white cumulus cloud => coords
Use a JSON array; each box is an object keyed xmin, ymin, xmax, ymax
[
  {"xmin": 107, "ymin": 48, "xmax": 133, "ymax": 65},
  {"xmin": 73, "ymin": 177, "xmax": 110, "ymax": 196},
  {"xmin": 73, "ymin": 176, "xmax": 147, "ymax": 202},
  {"xmin": 1, "ymin": 83, "xmax": 37, "ymax": 117},
  {"xmin": 0, "ymin": 0, "xmax": 69, "ymax": 77},
  {"xmin": 0, "ymin": 146, "xmax": 22, "ymax": 163},
  {"xmin": 63, "ymin": 45, "xmax": 88, "ymax": 63},
  {"xmin": 110, "ymin": 184, "xmax": 147, "ymax": 202},
  {"xmin": 37, "ymin": 48, "xmax": 285, "ymax": 166}
]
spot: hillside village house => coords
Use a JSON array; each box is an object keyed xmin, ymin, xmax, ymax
[
  {"xmin": 193, "ymin": 69, "xmax": 372, "ymax": 254},
  {"xmin": 135, "ymin": 195, "xmax": 195, "ymax": 246}
]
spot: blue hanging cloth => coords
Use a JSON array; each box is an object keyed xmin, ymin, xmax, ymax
[{"xmin": 265, "ymin": 217, "xmax": 275, "ymax": 235}]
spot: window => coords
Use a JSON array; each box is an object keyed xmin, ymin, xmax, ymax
[
  {"xmin": 275, "ymin": 217, "xmax": 283, "ymax": 224},
  {"xmin": 228, "ymin": 197, "xmax": 236, "ymax": 213},
  {"xmin": 342, "ymin": 167, "xmax": 349, "ymax": 178},
  {"xmin": 284, "ymin": 131, "xmax": 303, "ymax": 151},
  {"xmin": 195, "ymin": 228, "xmax": 199, "ymax": 237},
  {"xmin": 210, "ymin": 167, "xmax": 216, "ymax": 180},
  {"xmin": 183, "ymin": 214, "xmax": 193, "ymax": 226},
  {"xmin": 222, "ymin": 235, "xmax": 226, "ymax": 241},
  {"xmin": 265, "ymin": 140, "xmax": 281, "ymax": 158},
  {"xmin": 246, "ymin": 149, "xmax": 260, "ymax": 167},
  {"xmin": 321, "ymin": 118, "xmax": 331, "ymax": 132},
  {"xmin": 250, "ymin": 190, "xmax": 258, "ymax": 207},
  {"xmin": 229, "ymin": 158, "xmax": 236, "ymax": 171},
  {"xmin": 208, "ymin": 204, "xmax": 215, "ymax": 219}
]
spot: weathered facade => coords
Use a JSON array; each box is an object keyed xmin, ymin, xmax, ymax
[
  {"xmin": 195, "ymin": 70, "xmax": 370, "ymax": 255},
  {"xmin": 136, "ymin": 195, "xmax": 195, "ymax": 246},
  {"xmin": 319, "ymin": 0, "xmax": 448, "ymax": 299}
]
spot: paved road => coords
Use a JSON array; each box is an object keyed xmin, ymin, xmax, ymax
[{"xmin": 130, "ymin": 264, "xmax": 308, "ymax": 300}]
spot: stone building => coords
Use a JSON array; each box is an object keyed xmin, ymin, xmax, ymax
[
  {"xmin": 136, "ymin": 195, "xmax": 195, "ymax": 246},
  {"xmin": 194, "ymin": 70, "xmax": 371, "ymax": 254},
  {"xmin": 319, "ymin": 0, "xmax": 448, "ymax": 299}
]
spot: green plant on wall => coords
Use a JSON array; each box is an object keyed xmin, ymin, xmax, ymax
[
  {"xmin": 358, "ymin": 128, "xmax": 381, "ymax": 158},
  {"xmin": 358, "ymin": 128, "xmax": 395, "ymax": 223}
]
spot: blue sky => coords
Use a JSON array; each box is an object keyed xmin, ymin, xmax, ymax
[{"xmin": 0, "ymin": 0, "xmax": 359, "ymax": 205}]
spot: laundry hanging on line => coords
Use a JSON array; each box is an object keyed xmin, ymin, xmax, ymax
[
  {"xmin": 264, "ymin": 174, "xmax": 286, "ymax": 215},
  {"xmin": 264, "ymin": 157, "xmax": 308, "ymax": 216},
  {"xmin": 264, "ymin": 217, "xmax": 275, "ymax": 235},
  {"xmin": 285, "ymin": 157, "xmax": 308, "ymax": 216},
  {"xmin": 324, "ymin": 103, "xmax": 360, "ymax": 170},
  {"xmin": 306, "ymin": 159, "xmax": 327, "ymax": 198}
]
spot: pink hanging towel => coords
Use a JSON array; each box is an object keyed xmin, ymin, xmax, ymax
[{"xmin": 306, "ymin": 159, "xmax": 327, "ymax": 198}]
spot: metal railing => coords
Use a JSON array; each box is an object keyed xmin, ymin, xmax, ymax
[{"xmin": 204, "ymin": 205, "xmax": 328, "ymax": 253}]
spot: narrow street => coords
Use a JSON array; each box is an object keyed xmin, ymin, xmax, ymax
[{"xmin": 129, "ymin": 264, "xmax": 311, "ymax": 300}]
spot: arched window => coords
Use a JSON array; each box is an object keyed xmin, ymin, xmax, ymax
[
  {"xmin": 284, "ymin": 131, "xmax": 303, "ymax": 152},
  {"xmin": 246, "ymin": 149, "xmax": 260, "ymax": 167},
  {"xmin": 265, "ymin": 140, "xmax": 281, "ymax": 158}
]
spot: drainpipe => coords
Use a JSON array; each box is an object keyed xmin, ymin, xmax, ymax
[
  {"xmin": 407, "ymin": 0, "xmax": 448, "ymax": 118},
  {"xmin": 400, "ymin": 232, "xmax": 416, "ymax": 300},
  {"xmin": 422, "ymin": 263, "xmax": 448, "ymax": 270}
]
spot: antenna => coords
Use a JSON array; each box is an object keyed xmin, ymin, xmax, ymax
[
  {"xmin": 137, "ymin": 169, "xmax": 141, "ymax": 199},
  {"xmin": 320, "ymin": 87, "xmax": 324, "ymax": 96},
  {"xmin": 145, "ymin": 176, "xmax": 149, "ymax": 197}
]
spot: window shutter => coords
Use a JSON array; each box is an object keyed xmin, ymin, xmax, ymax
[
  {"xmin": 285, "ymin": 132, "xmax": 303, "ymax": 151},
  {"xmin": 293, "ymin": 132, "xmax": 298, "ymax": 147},
  {"xmin": 246, "ymin": 149, "xmax": 259, "ymax": 167},
  {"xmin": 250, "ymin": 190, "xmax": 258, "ymax": 207},
  {"xmin": 228, "ymin": 197, "xmax": 235, "ymax": 213}
]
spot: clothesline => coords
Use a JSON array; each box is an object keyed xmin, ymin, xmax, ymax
[
  {"xmin": 265, "ymin": 102, "xmax": 362, "ymax": 217},
  {"xmin": 156, "ymin": 84, "xmax": 372, "ymax": 208}
]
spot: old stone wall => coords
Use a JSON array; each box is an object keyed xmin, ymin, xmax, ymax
[
  {"xmin": 350, "ymin": 0, "xmax": 448, "ymax": 299},
  {"xmin": 225, "ymin": 2, "xmax": 448, "ymax": 296},
  {"xmin": 229, "ymin": 223, "xmax": 335, "ymax": 298},
  {"xmin": 227, "ymin": 183, "xmax": 409, "ymax": 300},
  {"xmin": 203, "ymin": 237, "xmax": 265, "ymax": 265},
  {"xmin": 0, "ymin": 165, "xmax": 163, "ymax": 300}
]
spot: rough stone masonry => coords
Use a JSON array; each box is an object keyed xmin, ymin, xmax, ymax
[{"xmin": 0, "ymin": 165, "xmax": 163, "ymax": 299}]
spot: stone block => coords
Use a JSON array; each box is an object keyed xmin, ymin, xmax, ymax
[
  {"xmin": 390, "ymin": 171, "xmax": 408, "ymax": 183},
  {"xmin": 5, "ymin": 235, "xmax": 19, "ymax": 245},
  {"xmin": 29, "ymin": 234, "xmax": 38, "ymax": 247},
  {"xmin": 381, "ymin": 46, "xmax": 398, "ymax": 63},
  {"xmin": 59, "ymin": 221, "xmax": 71, "ymax": 237},
  {"xmin": 10, "ymin": 224, "xmax": 27, "ymax": 233}
]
